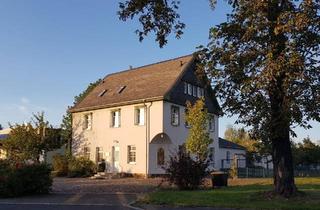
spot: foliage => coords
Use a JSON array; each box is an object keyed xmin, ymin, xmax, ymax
[
  {"xmin": 119, "ymin": 0, "xmax": 320, "ymax": 196},
  {"xmin": 0, "ymin": 163, "xmax": 52, "ymax": 197},
  {"xmin": 52, "ymin": 155, "xmax": 69, "ymax": 176},
  {"xmin": 185, "ymin": 98, "xmax": 212, "ymax": 160},
  {"xmin": 224, "ymin": 126, "xmax": 268, "ymax": 166},
  {"xmin": 165, "ymin": 146, "xmax": 209, "ymax": 190},
  {"xmin": 67, "ymin": 157, "xmax": 95, "ymax": 178},
  {"xmin": 229, "ymin": 155, "xmax": 238, "ymax": 179},
  {"xmin": 61, "ymin": 79, "xmax": 101, "ymax": 155},
  {"xmin": 3, "ymin": 112, "xmax": 61, "ymax": 163},
  {"xmin": 118, "ymin": 0, "xmax": 185, "ymax": 48},
  {"xmin": 292, "ymin": 137, "xmax": 320, "ymax": 167}
]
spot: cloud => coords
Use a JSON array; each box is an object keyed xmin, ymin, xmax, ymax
[{"xmin": 21, "ymin": 97, "xmax": 30, "ymax": 104}]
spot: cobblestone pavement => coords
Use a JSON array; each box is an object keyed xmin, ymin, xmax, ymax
[{"xmin": 52, "ymin": 177, "xmax": 164, "ymax": 194}]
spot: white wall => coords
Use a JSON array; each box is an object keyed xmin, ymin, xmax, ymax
[{"xmin": 72, "ymin": 101, "xmax": 164, "ymax": 175}]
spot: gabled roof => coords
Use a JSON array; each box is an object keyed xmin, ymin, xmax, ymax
[
  {"xmin": 70, "ymin": 55, "xmax": 195, "ymax": 113},
  {"xmin": 219, "ymin": 138, "xmax": 246, "ymax": 150}
]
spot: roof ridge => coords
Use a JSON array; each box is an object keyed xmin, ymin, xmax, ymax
[{"xmin": 102, "ymin": 54, "xmax": 194, "ymax": 80}]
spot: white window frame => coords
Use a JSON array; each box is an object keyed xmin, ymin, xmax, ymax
[
  {"xmin": 83, "ymin": 146, "xmax": 90, "ymax": 159},
  {"xmin": 111, "ymin": 109, "xmax": 121, "ymax": 128},
  {"xmin": 193, "ymin": 86, "xmax": 197, "ymax": 97},
  {"xmin": 127, "ymin": 145, "xmax": 136, "ymax": 164},
  {"xmin": 226, "ymin": 151, "xmax": 230, "ymax": 163},
  {"xmin": 171, "ymin": 106, "xmax": 180, "ymax": 126},
  {"xmin": 209, "ymin": 115, "xmax": 215, "ymax": 132},
  {"xmin": 187, "ymin": 83, "xmax": 192, "ymax": 95},
  {"xmin": 134, "ymin": 106, "xmax": 145, "ymax": 126},
  {"xmin": 184, "ymin": 82, "xmax": 188, "ymax": 94},
  {"xmin": 84, "ymin": 113, "xmax": 93, "ymax": 130}
]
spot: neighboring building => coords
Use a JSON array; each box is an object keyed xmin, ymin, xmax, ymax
[
  {"xmin": 218, "ymin": 137, "xmax": 246, "ymax": 169},
  {"xmin": 70, "ymin": 54, "xmax": 245, "ymax": 176},
  {"xmin": 0, "ymin": 128, "xmax": 11, "ymax": 159}
]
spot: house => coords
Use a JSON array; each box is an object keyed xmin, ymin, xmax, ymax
[
  {"xmin": 0, "ymin": 128, "xmax": 11, "ymax": 159},
  {"xmin": 70, "ymin": 54, "xmax": 245, "ymax": 176},
  {"xmin": 218, "ymin": 137, "xmax": 246, "ymax": 169}
]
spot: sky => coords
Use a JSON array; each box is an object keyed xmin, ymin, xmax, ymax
[{"xmin": 0, "ymin": 0, "xmax": 319, "ymax": 142}]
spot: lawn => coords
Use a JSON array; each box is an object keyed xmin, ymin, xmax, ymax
[{"xmin": 140, "ymin": 178, "xmax": 320, "ymax": 210}]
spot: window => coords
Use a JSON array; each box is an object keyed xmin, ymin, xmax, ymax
[
  {"xmin": 184, "ymin": 108, "xmax": 190, "ymax": 128},
  {"xmin": 111, "ymin": 110, "xmax": 121, "ymax": 127},
  {"xmin": 95, "ymin": 147, "xmax": 104, "ymax": 163},
  {"xmin": 118, "ymin": 86, "xmax": 126, "ymax": 94},
  {"xmin": 127, "ymin": 145, "xmax": 136, "ymax": 163},
  {"xmin": 193, "ymin": 85, "xmax": 197, "ymax": 97},
  {"xmin": 209, "ymin": 116, "xmax": 215, "ymax": 132},
  {"xmin": 135, "ymin": 106, "xmax": 145, "ymax": 125},
  {"xmin": 187, "ymin": 83, "xmax": 192, "ymax": 95},
  {"xmin": 171, "ymin": 106, "xmax": 180, "ymax": 126},
  {"xmin": 197, "ymin": 87, "xmax": 201, "ymax": 97},
  {"xmin": 98, "ymin": 89, "xmax": 107, "ymax": 97},
  {"xmin": 184, "ymin": 82, "xmax": 187, "ymax": 94},
  {"xmin": 200, "ymin": 88, "xmax": 204, "ymax": 97},
  {"xmin": 209, "ymin": 147, "xmax": 215, "ymax": 162},
  {"xmin": 84, "ymin": 113, "xmax": 92, "ymax": 130},
  {"xmin": 157, "ymin": 148, "xmax": 165, "ymax": 166},
  {"xmin": 83, "ymin": 146, "xmax": 90, "ymax": 159},
  {"xmin": 226, "ymin": 151, "xmax": 230, "ymax": 163}
]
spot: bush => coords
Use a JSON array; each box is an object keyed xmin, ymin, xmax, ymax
[
  {"xmin": 68, "ymin": 157, "xmax": 95, "ymax": 177},
  {"xmin": 0, "ymin": 163, "xmax": 52, "ymax": 197},
  {"xmin": 52, "ymin": 155, "xmax": 69, "ymax": 176},
  {"xmin": 165, "ymin": 147, "xmax": 209, "ymax": 190}
]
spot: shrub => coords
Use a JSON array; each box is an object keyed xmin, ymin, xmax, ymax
[
  {"xmin": 68, "ymin": 157, "xmax": 95, "ymax": 177},
  {"xmin": 165, "ymin": 147, "xmax": 209, "ymax": 190},
  {"xmin": 0, "ymin": 163, "xmax": 52, "ymax": 197},
  {"xmin": 52, "ymin": 155, "xmax": 69, "ymax": 176}
]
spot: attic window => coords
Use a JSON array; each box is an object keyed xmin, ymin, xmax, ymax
[
  {"xmin": 118, "ymin": 86, "xmax": 126, "ymax": 94},
  {"xmin": 98, "ymin": 89, "xmax": 107, "ymax": 97}
]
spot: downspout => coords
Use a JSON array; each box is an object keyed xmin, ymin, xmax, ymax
[{"xmin": 144, "ymin": 100, "xmax": 153, "ymax": 177}]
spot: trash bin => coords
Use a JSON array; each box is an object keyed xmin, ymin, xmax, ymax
[
  {"xmin": 97, "ymin": 159, "xmax": 106, "ymax": 172},
  {"xmin": 211, "ymin": 171, "xmax": 228, "ymax": 188}
]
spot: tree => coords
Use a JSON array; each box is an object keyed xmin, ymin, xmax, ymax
[
  {"xmin": 292, "ymin": 137, "xmax": 320, "ymax": 167},
  {"xmin": 0, "ymin": 124, "xmax": 3, "ymax": 130},
  {"xmin": 224, "ymin": 125, "xmax": 268, "ymax": 166},
  {"xmin": 185, "ymin": 98, "xmax": 212, "ymax": 161},
  {"xmin": 3, "ymin": 112, "xmax": 61, "ymax": 163},
  {"xmin": 61, "ymin": 79, "xmax": 101, "ymax": 154},
  {"xmin": 118, "ymin": 0, "xmax": 320, "ymax": 197}
]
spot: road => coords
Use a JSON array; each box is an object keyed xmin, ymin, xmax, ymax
[{"xmin": 0, "ymin": 193, "xmax": 140, "ymax": 210}]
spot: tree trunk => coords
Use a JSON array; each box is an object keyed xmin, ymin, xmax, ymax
[
  {"xmin": 270, "ymin": 95, "xmax": 297, "ymax": 197},
  {"xmin": 271, "ymin": 130, "xmax": 297, "ymax": 197}
]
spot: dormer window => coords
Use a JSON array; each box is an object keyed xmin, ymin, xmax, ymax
[
  {"xmin": 118, "ymin": 86, "xmax": 126, "ymax": 94},
  {"xmin": 98, "ymin": 89, "xmax": 107, "ymax": 97}
]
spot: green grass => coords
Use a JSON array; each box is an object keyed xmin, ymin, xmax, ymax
[{"xmin": 141, "ymin": 178, "xmax": 320, "ymax": 210}]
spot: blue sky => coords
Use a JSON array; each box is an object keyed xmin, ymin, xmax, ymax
[{"xmin": 0, "ymin": 0, "xmax": 318, "ymax": 142}]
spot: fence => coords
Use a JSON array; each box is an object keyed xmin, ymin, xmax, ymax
[{"xmin": 226, "ymin": 168, "xmax": 320, "ymax": 178}]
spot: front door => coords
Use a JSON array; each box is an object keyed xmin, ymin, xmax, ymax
[{"xmin": 112, "ymin": 146, "xmax": 120, "ymax": 172}]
